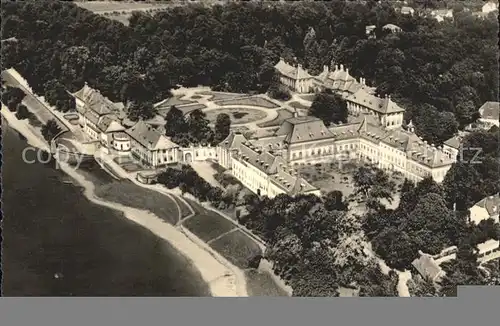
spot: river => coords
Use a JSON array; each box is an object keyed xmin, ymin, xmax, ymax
[{"xmin": 1, "ymin": 121, "xmax": 210, "ymax": 296}]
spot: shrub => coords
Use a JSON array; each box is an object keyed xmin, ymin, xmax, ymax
[{"xmin": 15, "ymin": 104, "xmax": 30, "ymax": 120}]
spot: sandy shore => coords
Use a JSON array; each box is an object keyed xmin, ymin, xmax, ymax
[
  {"xmin": 1, "ymin": 105, "xmax": 49, "ymax": 151},
  {"xmin": 2, "ymin": 106, "xmax": 247, "ymax": 297},
  {"xmin": 59, "ymin": 161, "xmax": 247, "ymax": 297}
]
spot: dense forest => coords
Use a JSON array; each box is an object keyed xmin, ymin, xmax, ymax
[
  {"xmin": 1, "ymin": 0, "xmax": 498, "ymax": 145},
  {"xmin": 1, "ymin": 0, "xmax": 499, "ymax": 296}
]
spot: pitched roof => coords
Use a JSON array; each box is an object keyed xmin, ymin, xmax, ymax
[
  {"xmin": 382, "ymin": 24, "xmax": 402, "ymax": 32},
  {"xmin": 478, "ymin": 101, "xmax": 499, "ymax": 121},
  {"xmin": 443, "ymin": 135, "xmax": 462, "ymax": 149},
  {"xmin": 431, "ymin": 9, "xmax": 453, "ymax": 16},
  {"xmin": 250, "ymin": 134, "xmax": 288, "ymax": 151},
  {"xmin": 126, "ymin": 120, "xmax": 179, "ymax": 151},
  {"xmin": 274, "ymin": 58, "xmax": 312, "ymax": 80},
  {"xmin": 270, "ymin": 168, "xmax": 318, "ymax": 195},
  {"xmin": 73, "ymin": 83, "xmax": 124, "ymax": 116},
  {"xmin": 328, "ymin": 123, "xmax": 361, "ymax": 141},
  {"xmin": 473, "ymin": 194, "xmax": 500, "ymax": 217},
  {"xmin": 379, "ymin": 128, "xmax": 419, "ymax": 152},
  {"xmin": 405, "ymin": 136, "xmax": 454, "ymax": 168},
  {"xmin": 477, "ymin": 239, "xmax": 500, "ymax": 254},
  {"xmin": 357, "ymin": 116, "xmax": 387, "ymax": 142},
  {"xmin": 401, "ymin": 6, "xmax": 414, "ymax": 14},
  {"xmin": 97, "ymin": 115, "xmax": 115, "ymax": 133},
  {"xmin": 346, "ymin": 90, "xmax": 405, "ymax": 114},
  {"xmin": 275, "ymin": 116, "xmax": 335, "ymax": 144},
  {"xmin": 84, "ymin": 109, "xmax": 101, "ymax": 126},
  {"xmin": 220, "ymin": 131, "xmax": 248, "ymax": 150},
  {"xmin": 236, "ymin": 143, "xmax": 281, "ymax": 174},
  {"xmin": 411, "ymin": 253, "xmax": 444, "ymax": 281}
]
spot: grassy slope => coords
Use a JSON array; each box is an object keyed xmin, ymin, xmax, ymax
[
  {"xmin": 182, "ymin": 201, "xmax": 237, "ymax": 242},
  {"xmin": 94, "ymin": 181, "xmax": 179, "ymax": 225},
  {"xmin": 244, "ymin": 270, "xmax": 289, "ymax": 296},
  {"xmin": 209, "ymin": 229, "xmax": 263, "ymax": 269},
  {"xmin": 257, "ymin": 108, "xmax": 294, "ymax": 128}
]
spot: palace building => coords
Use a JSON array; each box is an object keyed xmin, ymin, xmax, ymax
[
  {"xmin": 217, "ymin": 114, "xmax": 456, "ymax": 198},
  {"xmin": 274, "ymin": 58, "xmax": 404, "ymax": 128},
  {"xmin": 275, "ymin": 58, "xmax": 376, "ymax": 97},
  {"xmin": 72, "ymin": 83, "xmax": 129, "ymax": 152}
]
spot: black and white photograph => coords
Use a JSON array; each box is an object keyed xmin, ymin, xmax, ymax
[{"xmin": 1, "ymin": 0, "xmax": 499, "ymax": 302}]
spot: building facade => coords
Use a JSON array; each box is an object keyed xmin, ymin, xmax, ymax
[
  {"xmin": 217, "ymin": 115, "xmax": 456, "ymax": 196},
  {"xmin": 72, "ymin": 83, "xmax": 129, "ymax": 151},
  {"xmin": 482, "ymin": 1, "xmax": 499, "ymax": 13},
  {"xmin": 274, "ymin": 59, "xmax": 404, "ymax": 129},
  {"xmin": 478, "ymin": 101, "xmax": 499, "ymax": 128},
  {"xmin": 274, "ymin": 58, "xmax": 376, "ymax": 96},
  {"xmin": 126, "ymin": 120, "xmax": 180, "ymax": 168}
]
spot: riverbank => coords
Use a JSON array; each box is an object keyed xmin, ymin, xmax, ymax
[
  {"xmin": 59, "ymin": 161, "xmax": 247, "ymax": 297},
  {"xmin": 2, "ymin": 106, "xmax": 247, "ymax": 297},
  {"xmin": 1, "ymin": 104, "xmax": 49, "ymax": 151}
]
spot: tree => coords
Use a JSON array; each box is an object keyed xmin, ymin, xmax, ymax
[
  {"xmin": 442, "ymin": 130, "xmax": 500, "ymax": 210},
  {"xmin": 41, "ymin": 119, "xmax": 62, "ymax": 142},
  {"xmin": 187, "ymin": 109, "xmax": 214, "ymax": 144},
  {"xmin": 15, "ymin": 103, "xmax": 30, "ymax": 120},
  {"xmin": 1, "ymin": 86, "xmax": 25, "ymax": 111},
  {"xmin": 214, "ymin": 113, "xmax": 231, "ymax": 145},
  {"xmin": 309, "ymin": 91, "xmax": 348, "ymax": 126},
  {"xmin": 127, "ymin": 101, "xmax": 157, "ymax": 121},
  {"xmin": 164, "ymin": 106, "xmax": 188, "ymax": 137},
  {"xmin": 267, "ymin": 72, "xmax": 291, "ymax": 101},
  {"xmin": 439, "ymin": 243, "xmax": 485, "ymax": 297},
  {"xmin": 413, "ymin": 103, "xmax": 459, "ymax": 145},
  {"xmin": 43, "ymin": 79, "xmax": 75, "ymax": 113},
  {"xmin": 323, "ymin": 190, "xmax": 348, "ymax": 211},
  {"xmin": 352, "ymin": 165, "xmax": 395, "ymax": 209}
]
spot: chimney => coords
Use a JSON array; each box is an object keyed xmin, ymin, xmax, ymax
[
  {"xmin": 323, "ymin": 65, "xmax": 329, "ymax": 73},
  {"xmin": 340, "ymin": 64, "xmax": 344, "ymax": 71}
]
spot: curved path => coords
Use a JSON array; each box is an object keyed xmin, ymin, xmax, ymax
[
  {"xmin": 203, "ymin": 104, "xmax": 279, "ymax": 128},
  {"xmin": 96, "ymin": 149, "xmax": 250, "ymax": 297}
]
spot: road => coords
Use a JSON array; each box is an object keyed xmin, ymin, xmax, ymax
[
  {"xmin": 2, "ymin": 70, "xmax": 69, "ymax": 134},
  {"xmin": 2, "ymin": 69, "xmax": 88, "ymax": 143}
]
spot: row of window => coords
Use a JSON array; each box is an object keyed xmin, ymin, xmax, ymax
[
  {"xmin": 291, "ymin": 144, "xmax": 357, "ymax": 160},
  {"xmin": 478, "ymin": 246, "xmax": 500, "ymax": 259}
]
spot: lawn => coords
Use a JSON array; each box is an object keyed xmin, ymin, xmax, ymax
[
  {"xmin": 298, "ymin": 94, "xmax": 317, "ymax": 102},
  {"xmin": 297, "ymin": 162, "xmax": 356, "ymax": 197},
  {"xmin": 244, "ymin": 270, "xmax": 289, "ymax": 296},
  {"xmin": 93, "ymin": 180, "xmax": 179, "ymax": 225},
  {"xmin": 214, "ymin": 96, "xmax": 280, "ymax": 109},
  {"xmin": 197, "ymin": 91, "xmax": 248, "ymax": 101},
  {"xmin": 205, "ymin": 107, "xmax": 267, "ymax": 125},
  {"xmin": 257, "ymin": 108, "xmax": 294, "ymax": 128},
  {"xmin": 288, "ymin": 101, "xmax": 310, "ymax": 110},
  {"xmin": 209, "ymin": 229, "xmax": 263, "ymax": 269},
  {"xmin": 182, "ymin": 201, "xmax": 237, "ymax": 242},
  {"xmin": 120, "ymin": 162, "xmax": 143, "ymax": 173},
  {"xmin": 155, "ymin": 97, "xmax": 197, "ymax": 110},
  {"xmin": 113, "ymin": 156, "xmax": 145, "ymax": 172},
  {"xmin": 158, "ymin": 103, "xmax": 207, "ymax": 117},
  {"xmin": 171, "ymin": 196, "xmax": 192, "ymax": 220}
]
